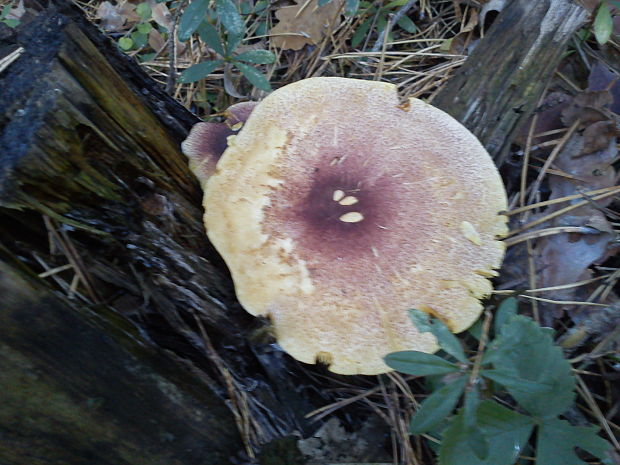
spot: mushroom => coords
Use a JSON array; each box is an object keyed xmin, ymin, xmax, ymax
[
  {"xmin": 182, "ymin": 101, "xmax": 257, "ymax": 187},
  {"xmin": 194, "ymin": 77, "xmax": 507, "ymax": 375}
]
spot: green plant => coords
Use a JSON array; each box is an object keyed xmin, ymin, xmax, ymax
[
  {"xmin": 178, "ymin": 0, "xmax": 275, "ymax": 91},
  {"xmin": 318, "ymin": 0, "xmax": 417, "ymax": 47},
  {"xmin": 350, "ymin": 0, "xmax": 417, "ymax": 48},
  {"xmin": 318, "ymin": 0, "xmax": 360, "ymax": 16},
  {"xmin": 594, "ymin": 0, "xmax": 620, "ymax": 45},
  {"xmin": 384, "ymin": 299, "xmax": 612, "ymax": 465},
  {"xmin": 1, "ymin": 3, "xmax": 19, "ymax": 28},
  {"xmin": 118, "ymin": 2, "xmax": 154, "ymax": 53}
]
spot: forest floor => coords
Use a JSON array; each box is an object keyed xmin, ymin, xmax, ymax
[{"xmin": 3, "ymin": 0, "xmax": 619, "ymax": 463}]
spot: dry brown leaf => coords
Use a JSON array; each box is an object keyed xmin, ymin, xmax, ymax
[
  {"xmin": 148, "ymin": 29, "xmax": 165, "ymax": 52},
  {"xmin": 532, "ymin": 119, "xmax": 618, "ymax": 323},
  {"xmin": 96, "ymin": 1, "xmax": 126, "ymax": 31},
  {"xmin": 96, "ymin": 0, "xmax": 140, "ymax": 32},
  {"xmin": 561, "ymin": 90, "xmax": 613, "ymax": 127},
  {"xmin": 148, "ymin": 0, "xmax": 172, "ymax": 30},
  {"xmin": 270, "ymin": 0, "xmax": 343, "ymax": 50}
]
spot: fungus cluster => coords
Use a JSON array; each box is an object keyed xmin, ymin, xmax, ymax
[{"xmin": 183, "ymin": 77, "xmax": 508, "ymax": 375}]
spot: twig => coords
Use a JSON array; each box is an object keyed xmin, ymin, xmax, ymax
[{"xmin": 166, "ymin": 0, "xmax": 189, "ymax": 94}]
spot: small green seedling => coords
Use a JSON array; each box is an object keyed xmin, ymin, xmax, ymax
[
  {"xmin": 384, "ymin": 298, "xmax": 611, "ymax": 465},
  {"xmin": 594, "ymin": 0, "xmax": 620, "ymax": 45},
  {"xmin": 178, "ymin": 0, "xmax": 275, "ymax": 91},
  {"xmin": 1, "ymin": 3, "xmax": 20, "ymax": 28}
]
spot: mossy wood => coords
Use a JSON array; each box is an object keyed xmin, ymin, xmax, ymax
[
  {"xmin": 0, "ymin": 3, "xmax": 312, "ymax": 463},
  {"xmin": 434, "ymin": 0, "xmax": 588, "ymax": 166},
  {"xmin": 0, "ymin": 255, "xmax": 241, "ymax": 465}
]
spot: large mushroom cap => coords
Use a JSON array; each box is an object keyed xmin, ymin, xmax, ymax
[{"xmin": 203, "ymin": 77, "xmax": 508, "ymax": 375}]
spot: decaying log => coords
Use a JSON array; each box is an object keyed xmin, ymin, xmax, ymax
[
  {"xmin": 434, "ymin": 0, "xmax": 588, "ymax": 165},
  {"xmin": 0, "ymin": 254, "xmax": 241, "ymax": 465},
  {"xmin": 0, "ymin": 3, "xmax": 315, "ymax": 463}
]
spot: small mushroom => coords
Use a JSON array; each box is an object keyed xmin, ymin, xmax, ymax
[
  {"xmin": 182, "ymin": 101, "xmax": 257, "ymax": 186},
  {"xmin": 196, "ymin": 77, "xmax": 508, "ymax": 375}
]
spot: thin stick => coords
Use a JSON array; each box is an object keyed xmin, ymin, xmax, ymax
[
  {"xmin": 507, "ymin": 187, "xmax": 620, "ymax": 237},
  {"xmin": 504, "ymin": 225, "xmax": 598, "ymax": 247},
  {"xmin": 507, "ymin": 185, "xmax": 620, "ymax": 216},
  {"xmin": 519, "ymin": 295, "xmax": 609, "ymax": 307},
  {"xmin": 526, "ymin": 118, "xmax": 580, "ymax": 206}
]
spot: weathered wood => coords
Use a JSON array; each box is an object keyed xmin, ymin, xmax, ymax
[
  {"xmin": 0, "ymin": 3, "xmax": 315, "ymax": 462},
  {"xmin": 434, "ymin": 0, "xmax": 588, "ymax": 165},
  {"xmin": 0, "ymin": 254, "xmax": 241, "ymax": 465}
]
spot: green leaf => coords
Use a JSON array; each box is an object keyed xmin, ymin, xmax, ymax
[
  {"xmin": 178, "ymin": 0, "xmax": 209, "ymax": 41},
  {"xmin": 463, "ymin": 385, "xmax": 480, "ymax": 428},
  {"xmin": 139, "ymin": 52, "xmax": 156, "ymax": 62},
  {"xmin": 462, "ymin": 386, "xmax": 488, "ymax": 459},
  {"xmin": 118, "ymin": 37, "xmax": 134, "ymax": 50},
  {"xmin": 226, "ymin": 32, "xmax": 245, "ymax": 54},
  {"xmin": 494, "ymin": 297, "xmax": 518, "ymax": 336},
  {"xmin": 476, "ymin": 401, "xmax": 534, "ymax": 464},
  {"xmin": 234, "ymin": 49, "xmax": 276, "ymax": 64},
  {"xmin": 136, "ymin": 2, "xmax": 152, "ymax": 21},
  {"xmin": 468, "ymin": 318, "xmax": 482, "ymax": 340},
  {"xmin": 482, "ymin": 315, "xmax": 575, "ymax": 417},
  {"xmin": 240, "ymin": 1, "xmax": 252, "ymax": 15},
  {"xmin": 431, "ymin": 319, "xmax": 468, "ymax": 363},
  {"xmin": 410, "ymin": 375, "xmax": 467, "ymax": 434},
  {"xmin": 439, "ymin": 402, "xmax": 534, "ymax": 465},
  {"xmin": 537, "ymin": 418, "xmax": 611, "ymax": 465},
  {"xmin": 131, "ymin": 31, "xmax": 149, "ymax": 49},
  {"xmin": 396, "ymin": 15, "xmax": 417, "ymax": 33},
  {"xmin": 467, "ymin": 425, "xmax": 489, "ymax": 460},
  {"xmin": 481, "ymin": 369, "xmax": 555, "ymax": 395},
  {"xmin": 1, "ymin": 4, "xmax": 11, "ymax": 19},
  {"xmin": 351, "ymin": 17, "xmax": 373, "ymax": 48},
  {"xmin": 409, "ymin": 309, "xmax": 432, "ymax": 332},
  {"xmin": 384, "ymin": 351, "xmax": 459, "ymax": 376},
  {"xmin": 198, "ymin": 22, "xmax": 226, "ymax": 56},
  {"xmin": 345, "ymin": 0, "xmax": 360, "ymax": 15},
  {"xmin": 216, "ymin": 0, "xmax": 245, "ymax": 37},
  {"xmin": 254, "ymin": 0, "xmax": 269, "ymax": 12},
  {"xmin": 409, "ymin": 309, "xmax": 467, "ymax": 363},
  {"xmin": 234, "ymin": 61, "xmax": 272, "ymax": 91},
  {"xmin": 255, "ymin": 20, "xmax": 268, "ymax": 36},
  {"xmin": 2, "ymin": 18, "xmax": 19, "ymax": 28},
  {"xmin": 137, "ymin": 22, "xmax": 153, "ymax": 34},
  {"xmin": 179, "ymin": 60, "xmax": 223, "ymax": 83},
  {"xmin": 594, "ymin": 2, "xmax": 613, "ymax": 45}
]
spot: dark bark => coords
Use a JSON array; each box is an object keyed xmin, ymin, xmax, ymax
[
  {"xmin": 0, "ymin": 254, "xmax": 241, "ymax": 465},
  {"xmin": 0, "ymin": 3, "xmax": 315, "ymax": 464},
  {"xmin": 434, "ymin": 0, "xmax": 588, "ymax": 165}
]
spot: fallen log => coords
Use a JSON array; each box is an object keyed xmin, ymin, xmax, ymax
[
  {"xmin": 0, "ymin": 2, "xmax": 314, "ymax": 463},
  {"xmin": 434, "ymin": 0, "xmax": 588, "ymax": 165}
]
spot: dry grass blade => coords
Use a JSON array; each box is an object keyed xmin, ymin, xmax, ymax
[
  {"xmin": 576, "ymin": 375, "xmax": 620, "ymax": 451},
  {"xmin": 506, "ymin": 186, "xmax": 620, "ymax": 237},
  {"xmin": 42, "ymin": 215, "xmax": 99, "ymax": 301},
  {"xmin": 504, "ymin": 225, "xmax": 600, "ymax": 247},
  {"xmin": 507, "ymin": 185, "xmax": 620, "ymax": 216}
]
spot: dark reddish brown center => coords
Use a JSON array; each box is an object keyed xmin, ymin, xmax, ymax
[{"xmin": 264, "ymin": 149, "xmax": 402, "ymax": 261}]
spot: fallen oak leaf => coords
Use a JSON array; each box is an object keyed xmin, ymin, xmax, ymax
[{"xmin": 270, "ymin": 0, "xmax": 343, "ymax": 50}]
